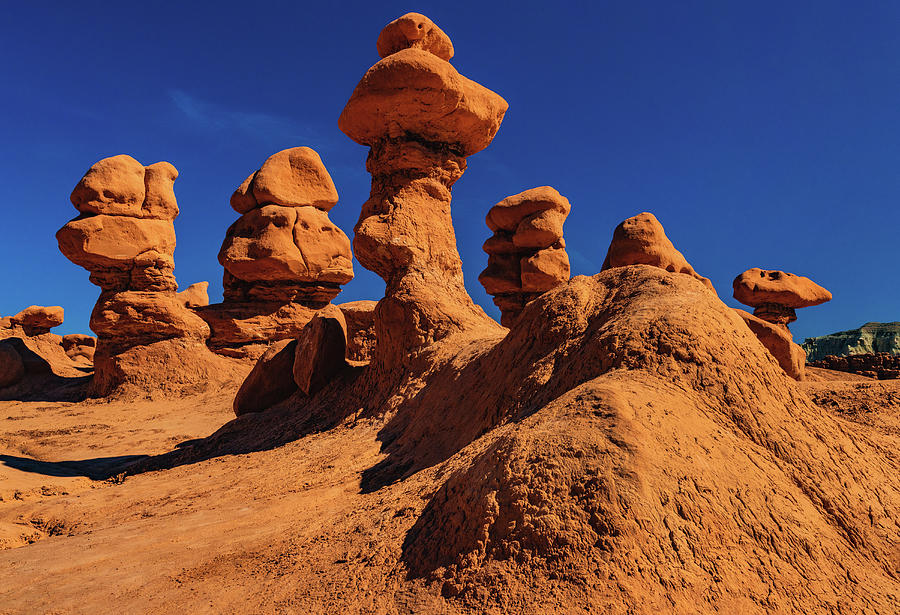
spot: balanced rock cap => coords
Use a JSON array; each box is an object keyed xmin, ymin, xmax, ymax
[
  {"xmin": 732, "ymin": 268, "xmax": 832, "ymax": 309},
  {"xmin": 376, "ymin": 12, "xmax": 454, "ymax": 61},
  {"xmin": 486, "ymin": 186, "xmax": 571, "ymax": 234},
  {"xmin": 251, "ymin": 147, "xmax": 339, "ymax": 212},
  {"xmin": 70, "ymin": 154, "xmax": 146, "ymax": 217}
]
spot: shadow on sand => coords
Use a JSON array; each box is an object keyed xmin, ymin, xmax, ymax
[{"xmin": 0, "ymin": 454, "xmax": 149, "ymax": 480}]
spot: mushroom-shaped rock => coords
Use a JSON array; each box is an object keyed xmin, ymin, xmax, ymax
[
  {"xmin": 0, "ymin": 343, "xmax": 25, "ymax": 387},
  {"xmin": 176, "ymin": 282, "xmax": 210, "ymax": 308},
  {"xmin": 602, "ymin": 212, "xmax": 715, "ymax": 293},
  {"xmin": 10, "ymin": 306, "xmax": 64, "ymax": 336},
  {"xmin": 479, "ymin": 187, "xmax": 571, "ymax": 327},
  {"xmin": 376, "ymin": 12, "xmax": 454, "ymax": 61},
  {"xmin": 733, "ymin": 268, "xmax": 832, "ymax": 326},
  {"xmin": 70, "ymin": 155, "xmax": 146, "ymax": 217},
  {"xmin": 734, "ymin": 309, "xmax": 806, "ymax": 380},
  {"xmin": 292, "ymin": 306, "xmax": 348, "ymax": 396},
  {"xmin": 339, "ymin": 49, "xmax": 507, "ymax": 156},
  {"xmin": 233, "ymin": 339, "xmax": 299, "ymax": 416}
]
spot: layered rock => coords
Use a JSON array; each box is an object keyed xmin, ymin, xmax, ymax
[
  {"xmin": 478, "ymin": 187, "xmax": 571, "ymax": 326},
  {"xmin": 808, "ymin": 353, "xmax": 900, "ymax": 380},
  {"xmin": 602, "ymin": 212, "xmax": 715, "ymax": 292},
  {"xmin": 339, "ymin": 13, "xmax": 507, "ymax": 370},
  {"xmin": 802, "ymin": 322, "xmax": 900, "ymax": 362},
  {"xmin": 733, "ymin": 268, "xmax": 831, "ymax": 327},
  {"xmin": 57, "ymin": 155, "xmax": 229, "ymax": 396},
  {"xmin": 196, "ymin": 147, "xmax": 354, "ymax": 358}
]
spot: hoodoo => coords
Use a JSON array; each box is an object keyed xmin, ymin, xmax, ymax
[
  {"xmin": 479, "ymin": 187, "xmax": 571, "ymax": 327},
  {"xmin": 56, "ymin": 155, "xmax": 235, "ymax": 396},
  {"xmin": 339, "ymin": 12, "xmax": 508, "ymax": 369},
  {"xmin": 195, "ymin": 147, "xmax": 354, "ymax": 359}
]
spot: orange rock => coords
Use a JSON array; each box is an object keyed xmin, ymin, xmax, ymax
[
  {"xmin": 251, "ymin": 147, "xmax": 339, "ymax": 212},
  {"xmin": 233, "ymin": 339, "xmax": 298, "ymax": 415},
  {"xmin": 141, "ymin": 161, "xmax": 179, "ymax": 220},
  {"xmin": 90, "ymin": 291, "xmax": 210, "ymax": 350},
  {"xmin": 70, "ymin": 154, "xmax": 146, "ymax": 217},
  {"xmin": 230, "ymin": 172, "xmax": 258, "ymax": 214},
  {"xmin": 176, "ymin": 282, "xmax": 210, "ymax": 308},
  {"xmin": 338, "ymin": 300, "xmax": 377, "ymax": 363},
  {"xmin": 376, "ymin": 12, "xmax": 454, "ymax": 61},
  {"xmin": 218, "ymin": 204, "xmax": 353, "ymax": 287},
  {"xmin": 734, "ymin": 308, "xmax": 806, "ymax": 380},
  {"xmin": 10, "ymin": 306, "xmax": 64, "ymax": 336},
  {"xmin": 733, "ymin": 268, "xmax": 832, "ymax": 327},
  {"xmin": 480, "ymin": 187, "xmax": 571, "ymax": 327},
  {"xmin": 195, "ymin": 301, "xmax": 321, "ymax": 358},
  {"xmin": 602, "ymin": 212, "xmax": 715, "ymax": 293},
  {"xmin": 292, "ymin": 306, "xmax": 348, "ymax": 396},
  {"xmin": 339, "ymin": 48, "xmax": 507, "ymax": 156},
  {"xmin": 61, "ymin": 333, "xmax": 96, "ymax": 364}
]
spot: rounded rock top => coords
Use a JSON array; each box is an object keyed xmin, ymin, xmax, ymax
[
  {"xmin": 733, "ymin": 268, "xmax": 832, "ymax": 309},
  {"xmin": 486, "ymin": 186, "xmax": 571, "ymax": 233},
  {"xmin": 376, "ymin": 13, "xmax": 454, "ymax": 61}
]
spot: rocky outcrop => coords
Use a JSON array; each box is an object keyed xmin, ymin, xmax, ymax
[
  {"xmin": 733, "ymin": 268, "xmax": 831, "ymax": 327},
  {"xmin": 602, "ymin": 212, "xmax": 715, "ymax": 292},
  {"xmin": 195, "ymin": 147, "xmax": 354, "ymax": 359},
  {"xmin": 809, "ymin": 353, "xmax": 900, "ymax": 380},
  {"xmin": 57, "ymin": 155, "xmax": 238, "ymax": 397},
  {"xmin": 61, "ymin": 334, "xmax": 96, "ymax": 366},
  {"xmin": 339, "ymin": 13, "xmax": 507, "ymax": 370},
  {"xmin": 478, "ymin": 187, "xmax": 571, "ymax": 327},
  {"xmin": 733, "ymin": 309, "xmax": 806, "ymax": 380},
  {"xmin": 802, "ymin": 322, "xmax": 900, "ymax": 361},
  {"xmin": 8, "ymin": 306, "xmax": 64, "ymax": 336},
  {"xmin": 176, "ymin": 282, "xmax": 209, "ymax": 308}
]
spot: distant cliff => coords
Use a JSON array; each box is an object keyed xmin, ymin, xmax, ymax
[{"xmin": 802, "ymin": 322, "xmax": 900, "ymax": 361}]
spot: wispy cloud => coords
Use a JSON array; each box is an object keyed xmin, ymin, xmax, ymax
[{"xmin": 168, "ymin": 89, "xmax": 330, "ymax": 146}]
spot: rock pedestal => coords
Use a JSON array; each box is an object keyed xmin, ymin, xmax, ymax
[
  {"xmin": 478, "ymin": 187, "xmax": 571, "ymax": 327},
  {"xmin": 339, "ymin": 13, "xmax": 508, "ymax": 368},
  {"xmin": 195, "ymin": 147, "xmax": 354, "ymax": 359}
]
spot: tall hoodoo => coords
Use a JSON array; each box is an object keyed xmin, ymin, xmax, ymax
[
  {"xmin": 56, "ymin": 155, "xmax": 213, "ymax": 395},
  {"xmin": 479, "ymin": 187, "xmax": 572, "ymax": 327},
  {"xmin": 195, "ymin": 147, "xmax": 354, "ymax": 358},
  {"xmin": 339, "ymin": 13, "xmax": 508, "ymax": 367}
]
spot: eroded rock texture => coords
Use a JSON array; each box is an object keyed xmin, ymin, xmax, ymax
[
  {"xmin": 57, "ymin": 155, "xmax": 236, "ymax": 396},
  {"xmin": 339, "ymin": 15, "xmax": 508, "ymax": 370},
  {"xmin": 196, "ymin": 147, "xmax": 354, "ymax": 359},
  {"xmin": 478, "ymin": 187, "xmax": 571, "ymax": 327}
]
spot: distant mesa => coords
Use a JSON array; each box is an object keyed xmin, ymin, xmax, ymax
[
  {"xmin": 479, "ymin": 186, "xmax": 571, "ymax": 327},
  {"xmin": 802, "ymin": 321, "xmax": 900, "ymax": 362}
]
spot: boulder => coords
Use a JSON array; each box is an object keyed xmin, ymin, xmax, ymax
[
  {"xmin": 734, "ymin": 308, "xmax": 806, "ymax": 380},
  {"xmin": 293, "ymin": 306, "xmax": 348, "ymax": 396},
  {"xmin": 90, "ymin": 291, "xmax": 210, "ymax": 349},
  {"xmin": 602, "ymin": 212, "xmax": 715, "ymax": 292},
  {"xmin": 338, "ymin": 300, "xmax": 377, "ymax": 363},
  {"xmin": 141, "ymin": 161, "xmax": 179, "ymax": 220},
  {"xmin": 233, "ymin": 339, "xmax": 299, "ymax": 416},
  {"xmin": 10, "ymin": 305, "xmax": 64, "ymax": 336},
  {"xmin": 61, "ymin": 334, "xmax": 96, "ymax": 364},
  {"xmin": 70, "ymin": 154, "xmax": 146, "ymax": 217},
  {"xmin": 376, "ymin": 12, "xmax": 454, "ymax": 61},
  {"xmin": 176, "ymin": 282, "xmax": 210, "ymax": 308},
  {"xmin": 251, "ymin": 147, "xmax": 339, "ymax": 211},
  {"xmin": 230, "ymin": 172, "xmax": 258, "ymax": 214}
]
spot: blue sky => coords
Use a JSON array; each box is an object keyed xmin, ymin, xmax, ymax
[{"xmin": 1, "ymin": 1, "xmax": 897, "ymax": 343}]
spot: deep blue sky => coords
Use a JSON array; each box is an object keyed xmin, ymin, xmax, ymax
[{"xmin": 1, "ymin": 1, "xmax": 897, "ymax": 342}]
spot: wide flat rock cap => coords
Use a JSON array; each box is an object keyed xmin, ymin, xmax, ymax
[
  {"xmin": 486, "ymin": 186, "xmax": 571, "ymax": 232},
  {"xmin": 733, "ymin": 268, "xmax": 832, "ymax": 309},
  {"xmin": 338, "ymin": 49, "xmax": 508, "ymax": 156},
  {"xmin": 376, "ymin": 12, "xmax": 454, "ymax": 61}
]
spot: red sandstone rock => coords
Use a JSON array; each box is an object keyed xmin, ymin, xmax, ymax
[
  {"xmin": 233, "ymin": 339, "xmax": 299, "ymax": 415},
  {"xmin": 141, "ymin": 161, "xmax": 179, "ymax": 220},
  {"xmin": 733, "ymin": 268, "xmax": 832, "ymax": 326},
  {"xmin": 230, "ymin": 172, "xmax": 258, "ymax": 214},
  {"xmin": 0, "ymin": 343, "xmax": 25, "ymax": 387},
  {"xmin": 61, "ymin": 334, "xmax": 96, "ymax": 364},
  {"xmin": 176, "ymin": 282, "xmax": 210, "ymax": 308},
  {"xmin": 338, "ymin": 300, "xmax": 377, "ymax": 363},
  {"xmin": 194, "ymin": 301, "xmax": 321, "ymax": 359},
  {"xmin": 10, "ymin": 306, "xmax": 64, "ymax": 336},
  {"xmin": 602, "ymin": 212, "xmax": 715, "ymax": 292},
  {"xmin": 70, "ymin": 155, "xmax": 146, "ymax": 217},
  {"xmin": 251, "ymin": 147, "xmax": 339, "ymax": 212},
  {"xmin": 734, "ymin": 309, "xmax": 806, "ymax": 380},
  {"xmin": 292, "ymin": 306, "xmax": 348, "ymax": 396},
  {"xmin": 479, "ymin": 187, "xmax": 571, "ymax": 327},
  {"xmin": 376, "ymin": 12, "xmax": 454, "ymax": 61}
]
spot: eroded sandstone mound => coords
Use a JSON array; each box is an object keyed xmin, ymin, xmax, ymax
[
  {"xmin": 57, "ymin": 155, "xmax": 243, "ymax": 397},
  {"xmin": 479, "ymin": 187, "xmax": 571, "ymax": 326},
  {"xmin": 339, "ymin": 14, "xmax": 507, "ymax": 372},
  {"xmin": 195, "ymin": 147, "xmax": 354, "ymax": 359}
]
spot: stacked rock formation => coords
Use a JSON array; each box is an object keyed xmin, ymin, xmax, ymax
[
  {"xmin": 732, "ymin": 268, "xmax": 832, "ymax": 381},
  {"xmin": 602, "ymin": 212, "xmax": 715, "ymax": 292},
  {"xmin": 56, "ymin": 155, "xmax": 213, "ymax": 395},
  {"xmin": 339, "ymin": 12, "xmax": 508, "ymax": 368},
  {"xmin": 195, "ymin": 147, "xmax": 354, "ymax": 358},
  {"xmin": 478, "ymin": 187, "xmax": 571, "ymax": 327}
]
